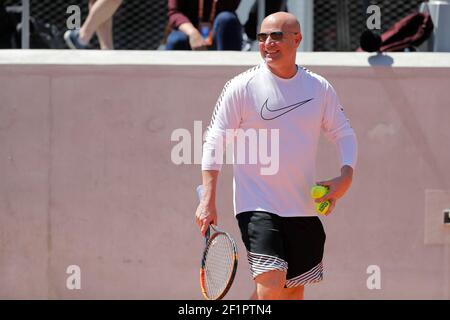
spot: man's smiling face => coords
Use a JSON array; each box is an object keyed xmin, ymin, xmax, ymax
[{"xmin": 258, "ymin": 13, "xmax": 302, "ymax": 71}]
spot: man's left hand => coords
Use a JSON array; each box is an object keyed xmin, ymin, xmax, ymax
[{"xmin": 315, "ymin": 165, "xmax": 353, "ymax": 215}]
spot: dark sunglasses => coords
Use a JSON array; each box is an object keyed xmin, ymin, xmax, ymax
[{"xmin": 257, "ymin": 31, "xmax": 298, "ymax": 42}]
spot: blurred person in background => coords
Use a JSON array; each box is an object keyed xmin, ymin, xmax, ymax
[{"xmin": 166, "ymin": 0, "xmax": 242, "ymax": 51}]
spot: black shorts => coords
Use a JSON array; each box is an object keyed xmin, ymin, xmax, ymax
[{"xmin": 236, "ymin": 211, "xmax": 326, "ymax": 288}]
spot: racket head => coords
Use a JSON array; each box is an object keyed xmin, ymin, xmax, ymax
[{"xmin": 200, "ymin": 224, "xmax": 238, "ymax": 300}]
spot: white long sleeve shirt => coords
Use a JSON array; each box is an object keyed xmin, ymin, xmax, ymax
[{"xmin": 202, "ymin": 63, "xmax": 357, "ymax": 217}]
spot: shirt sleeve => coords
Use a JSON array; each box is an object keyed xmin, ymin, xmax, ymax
[
  {"xmin": 202, "ymin": 80, "xmax": 242, "ymax": 171},
  {"xmin": 168, "ymin": 0, "xmax": 190, "ymax": 29},
  {"xmin": 336, "ymin": 134, "xmax": 358, "ymax": 169},
  {"xmin": 321, "ymin": 81, "xmax": 358, "ymax": 169},
  {"xmin": 321, "ymin": 81, "xmax": 355, "ymax": 140}
]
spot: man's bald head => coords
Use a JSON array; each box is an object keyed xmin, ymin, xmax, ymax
[
  {"xmin": 258, "ymin": 12, "xmax": 302, "ymax": 79},
  {"xmin": 261, "ymin": 12, "xmax": 301, "ymax": 34}
]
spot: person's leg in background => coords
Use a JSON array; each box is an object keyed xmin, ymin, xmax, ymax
[
  {"xmin": 165, "ymin": 30, "xmax": 191, "ymax": 50},
  {"xmin": 79, "ymin": 0, "xmax": 122, "ymax": 49},
  {"xmin": 64, "ymin": 0, "xmax": 122, "ymax": 49},
  {"xmin": 86, "ymin": 0, "xmax": 115, "ymax": 49},
  {"xmin": 212, "ymin": 11, "xmax": 242, "ymax": 50},
  {"xmin": 94, "ymin": 15, "xmax": 114, "ymax": 49}
]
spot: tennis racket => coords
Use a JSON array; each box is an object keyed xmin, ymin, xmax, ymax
[{"xmin": 196, "ymin": 185, "xmax": 238, "ymax": 300}]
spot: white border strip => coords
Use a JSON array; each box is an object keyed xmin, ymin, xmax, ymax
[{"xmin": 0, "ymin": 50, "xmax": 450, "ymax": 68}]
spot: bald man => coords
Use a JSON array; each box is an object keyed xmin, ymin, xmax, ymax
[{"xmin": 196, "ymin": 12, "xmax": 357, "ymax": 300}]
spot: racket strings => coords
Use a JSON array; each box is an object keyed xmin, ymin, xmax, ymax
[{"xmin": 203, "ymin": 234, "xmax": 235, "ymax": 299}]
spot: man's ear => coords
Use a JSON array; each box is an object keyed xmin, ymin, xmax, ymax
[{"xmin": 295, "ymin": 33, "xmax": 302, "ymax": 48}]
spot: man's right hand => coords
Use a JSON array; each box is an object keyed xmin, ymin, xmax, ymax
[{"xmin": 195, "ymin": 202, "xmax": 217, "ymax": 237}]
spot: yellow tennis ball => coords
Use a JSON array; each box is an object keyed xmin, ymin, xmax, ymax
[
  {"xmin": 316, "ymin": 200, "xmax": 331, "ymax": 215},
  {"xmin": 311, "ymin": 185, "xmax": 329, "ymax": 199}
]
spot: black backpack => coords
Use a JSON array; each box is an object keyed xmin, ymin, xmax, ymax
[{"xmin": 0, "ymin": 1, "xmax": 65, "ymax": 49}]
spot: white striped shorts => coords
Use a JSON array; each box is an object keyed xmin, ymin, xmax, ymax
[{"xmin": 237, "ymin": 211, "xmax": 326, "ymax": 288}]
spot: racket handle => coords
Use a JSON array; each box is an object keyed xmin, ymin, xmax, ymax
[{"xmin": 205, "ymin": 225, "xmax": 211, "ymax": 242}]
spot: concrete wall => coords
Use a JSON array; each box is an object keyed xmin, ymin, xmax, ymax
[{"xmin": 1, "ymin": 50, "xmax": 450, "ymax": 299}]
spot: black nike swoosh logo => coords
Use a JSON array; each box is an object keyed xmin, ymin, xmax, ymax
[{"xmin": 260, "ymin": 98, "xmax": 314, "ymax": 120}]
